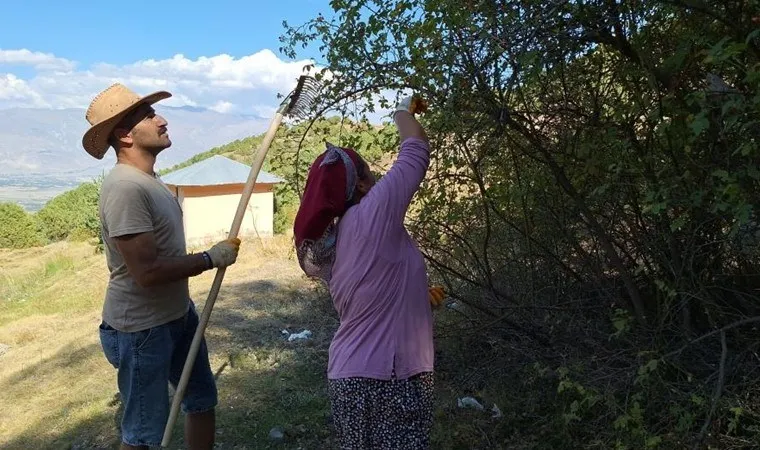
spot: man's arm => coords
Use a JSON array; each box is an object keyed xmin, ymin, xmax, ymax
[
  {"xmin": 114, "ymin": 232, "xmax": 241, "ymax": 288},
  {"xmin": 114, "ymin": 231, "xmax": 207, "ymax": 288},
  {"xmin": 103, "ymin": 180, "xmax": 240, "ymax": 288}
]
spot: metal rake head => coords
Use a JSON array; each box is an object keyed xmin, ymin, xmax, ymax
[{"xmin": 279, "ymin": 75, "xmax": 323, "ymax": 119}]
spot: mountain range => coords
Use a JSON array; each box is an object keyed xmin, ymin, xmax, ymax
[{"xmin": 0, "ymin": 105, "xmax": 271, "ymax": 210}]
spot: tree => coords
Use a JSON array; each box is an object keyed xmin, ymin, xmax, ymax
[
  {"xmin": 282, "ymin": 1, "xmax": 760, "ymax": 446},
  {"xmin": 35, "ymin": 178, "xmax": 102, "ymax": 243},
  {"xmin": 0, "ymin": 202, "xmax": 44, "ymax": 249}
]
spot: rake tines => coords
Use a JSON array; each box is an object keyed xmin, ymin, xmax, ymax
[{"xmin": 283, "ymin": 75, "xmax": 323, "ymax": 119}]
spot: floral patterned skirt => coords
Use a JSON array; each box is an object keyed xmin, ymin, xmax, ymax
[{"xmin": 327, "ymin": 372, "xmax": 435, "ymax": 450}]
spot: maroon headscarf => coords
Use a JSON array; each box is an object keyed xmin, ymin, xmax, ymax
[{"xmin": 294, "ymin": 142, "xmax": 363, "ymax": 282}]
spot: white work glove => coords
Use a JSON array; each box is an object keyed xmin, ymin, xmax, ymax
[
  {"xmin": 393, "ymin": 94, "xmax": 428, "ymax": 119},
  {"xmin": 204, "ymin": 238, "xmax": 241, "ymax": 268}
]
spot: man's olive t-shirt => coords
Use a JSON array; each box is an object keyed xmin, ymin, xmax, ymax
[{"xmin": 98, "ymin": 163, "xmax": 190, "ymax": 332}]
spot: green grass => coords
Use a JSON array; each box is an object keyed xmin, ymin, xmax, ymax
[
  {"xmin": 0, "ymin": 253, "xmax": 75, "ymax": 300},
  {"xmin": 0, "ymin": 252, "xmax": 103, "ymax": 326}
]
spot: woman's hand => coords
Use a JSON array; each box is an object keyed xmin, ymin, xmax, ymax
[
  {"xmin": 394, "ymin": 94, "xmax": 428, "ymax": 118},
  {"xmin": 428, "ymin": 285, "xmax": 446, "ymax": 308},
  {"xmin": 393, "ymin": 94, "xmax": 428, "ymax": 143}
]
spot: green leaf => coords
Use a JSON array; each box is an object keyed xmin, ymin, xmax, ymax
[
  {"xmin": 670, "ymin": 215, "xmax": 687, "ymax": 232},
  {"xmin": 690, "ymin": 113, "xmax": 709, "ymax": 136},
  {"xmin": 645, "ymin": 436, "xmax": 662, "ymax": 448},
  {"xmin": 712, "ymin": 169, "xmax": 730, "ymax": 181}
]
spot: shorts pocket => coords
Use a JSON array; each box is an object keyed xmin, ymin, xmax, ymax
[{"xmin": 98, "ymin": 322, "xmax": 120, "ymax": 368}]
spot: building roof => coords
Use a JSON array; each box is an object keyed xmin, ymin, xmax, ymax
[{"xmin": 161, "ymin": 155, "xmax": 284, "ymax": 186}]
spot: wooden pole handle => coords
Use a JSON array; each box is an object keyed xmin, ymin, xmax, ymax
[{"xmin": 161, "ymin": 112, "xmax": 285, "ymax": 447}]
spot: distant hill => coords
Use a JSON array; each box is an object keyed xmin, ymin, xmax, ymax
[
  {"xmin": 2, "ymin": 110, "xmax": 396, "ymax": 212},
  {"xmin": 0, "ymin": 105, "xmax": 270, "ymax": 177},
  {"xmin": 0, "ymin": 105, "xmax": 270, "ymax": 210}
]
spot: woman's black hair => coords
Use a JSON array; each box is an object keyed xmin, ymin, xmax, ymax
[
  {"xmin": 345, "ymin": 155, "xmax": 369, "ymax": 208},
  {"xmin": 356, "ymin": 157, "xmax": 368, "ymax": 179}
]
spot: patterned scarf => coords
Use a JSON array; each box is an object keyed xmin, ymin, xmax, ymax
[{"xmin": 293, "ymin": 142, "xmax": 361, "ymax": 283}]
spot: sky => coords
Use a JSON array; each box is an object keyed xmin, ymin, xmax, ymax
[{"xmin": 0, "ymin": 0, "xmax": 334, "ymax": 117}]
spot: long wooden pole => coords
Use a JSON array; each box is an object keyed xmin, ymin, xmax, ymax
[{"xmin": 161, "ymin": 111, "xmax": 285, "ymax": 447}]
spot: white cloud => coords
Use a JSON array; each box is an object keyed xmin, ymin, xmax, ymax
[
  {"xmin": 0, "ymin": 49, "xmax": 76, "ymax": 71},
  {"xmin": 0, "ymin": 48, "xmax": 404, "ymax": 124},
  {"xmin": 0, "ymin": 74, "xmax": 50, "ymax": 108},
  {"xmin": 0, "ymin": 48, "xmax": 318, "ymax": 117},
  {"xmin": 210, "ymin": 100, "xmax": 234, "ymax": 114}
]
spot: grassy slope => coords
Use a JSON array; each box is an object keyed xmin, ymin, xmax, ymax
[
  {"xmin": 0, "ymin": 239, "xmax": 527, "ymax": 450},
  {"xmin": 0, "ymin": 239, "xmax": 339, "ymax": 449}
]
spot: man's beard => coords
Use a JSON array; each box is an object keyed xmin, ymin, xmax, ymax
[{"xmin": 146, "ymin": 140, "xmax": 171, "ymax": 156}]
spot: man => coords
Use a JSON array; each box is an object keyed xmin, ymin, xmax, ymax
[{"xmin": 82, "ymin": 83, "xmax": 240, "ymax": 450}]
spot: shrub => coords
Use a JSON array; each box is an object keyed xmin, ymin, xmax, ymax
[
  {"xmin": 0, "ymin": 202, "xmax": 44, "ymax": 249},
  {"xmin": 35, "ymin": 177, "xmax": 102, "ymax": 243}
]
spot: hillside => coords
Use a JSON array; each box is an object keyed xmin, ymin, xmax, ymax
[
  {"xmin": 0, "ymin": 240, "xmax": 510, "ymax": 449},
  {"xmin": 0, "ymin": 239, "xmax": 336, "ymax": 449},
  {"xmin": 158, "ymin": 116, "xmax": 399, "ymax": 233}
]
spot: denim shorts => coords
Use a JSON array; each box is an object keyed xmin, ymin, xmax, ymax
[{"xmin": 98, "ymin": 302, "xmax": 218, "ymax": 447}]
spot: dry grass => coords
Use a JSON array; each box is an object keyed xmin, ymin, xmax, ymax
[
  {"xmin": 0, "ymin": 311, "xmax": 119, "ymax": 448},
  {"xmin": 0, "ymin": 241, "xmax": 114, "ymax": 448},
  {"xmin": 0, "ymin": 236, "xmax": 340, "ymax": 449},
  {"xmin": 0, "ymin": 235, "xmax": 510, "ymax": 449}
]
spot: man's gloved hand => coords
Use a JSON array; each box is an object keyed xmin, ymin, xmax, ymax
[
  {"xmin": 394, "ymin": 94, "xmax": 428, "ymax": 119},
  {"xmin": 428, "ymin": 285, "xmax": 446, "ymax": 308},
  {"xmin": 205, "ymin": 237, "xmax": 241, "ymax": 268}
]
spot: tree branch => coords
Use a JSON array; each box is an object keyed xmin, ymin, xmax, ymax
[
  {"xmin": 693, "ymin": 330, "xmax": 728, "ymax": 449},
  {"xmin": 663, "ymin": 316, "xmax": 760, "ymax": 360}
]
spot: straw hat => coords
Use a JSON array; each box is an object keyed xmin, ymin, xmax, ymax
[{"xmin": 82, "ymin": 83, "xmax": 172, "ymax": 159}]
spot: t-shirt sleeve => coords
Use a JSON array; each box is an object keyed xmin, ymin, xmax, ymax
[
  {"xmin": 101, "ymin": 181, "xmax": 154, "ymax": 238},
  {"xmin": 358, "ymin": 137, "xmax": 430, "ymax": 236}
]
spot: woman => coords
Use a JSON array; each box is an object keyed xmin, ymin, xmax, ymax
[{"xmin": 293, "ymin": 96, "xmax": 438, "ymax": 449}]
